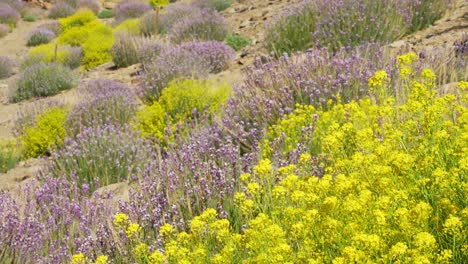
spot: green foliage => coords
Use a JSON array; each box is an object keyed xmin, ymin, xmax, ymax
[
  {"xmin": 97, "ymin": 8, "xmax": 113, "ymax": 19},
  {"xmin": 149, "ymin": 0, "xmax": 169, "ymax": 8},
  {"xmin": 111, "ymin": 34, "xmax": 139, "ymax": 68},
  {"xmin": 0, "ymin": 140, "xmax": 19, "ymax": 173},
  {"xmin": 226, "ymin": 34, "xmax": 251, "ymax": 51},
  {"xmin": 19, "ymin": 107, "xmax": 68, "ymax": 159},
  {"xmin": 23, "ymin": 15, "xmax": 36, "ymax": 22},
  {"xmin": 26, "ymin": 43, "xmax": 83, "ymax": 69}
]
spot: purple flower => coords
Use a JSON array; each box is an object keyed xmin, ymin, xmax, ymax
[
  {"xmin": 115, "ymin": 0, "xmax": 151, "ymax": 23},
  {"xmin": 27, "ymin": 28, "xmax": 56, "ymax": 47}
]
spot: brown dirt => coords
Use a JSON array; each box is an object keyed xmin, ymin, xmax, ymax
[{"xmin": 0, "ymin": 0, "xmax": 466, "ymax": 200}]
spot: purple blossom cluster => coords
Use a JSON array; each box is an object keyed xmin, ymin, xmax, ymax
[
  {"xmin": 114, "ymin": 0, "xmax": 151, "ymax": 24},
  {"xmin": 67, "ymin": 79, "xmax": 138, "ymax": 134},
  {"xmin": 26, "ymin": 28, "xmax": 56, "ymax": 47},
  {"xmin": 48, "ymin": 2, "xmax": 75, "ymax": 19},
  {"xmin": 78, "ymin": 0, "xmax": 100, "ymax": 14},
  {"xmin": 170, "ymin": 8, "xmax": 228, "ymax": 44},
  {"xmin": 0, "ymin": 55, "xmax": 14, "ymax": 79},
  {"xmin": 0, "ymin": 3, "xmax": 20, "ymax": 26},
  {"xmin": 140, "ymin": 40, "xmax": 234, "ymax": 101},
  {"xmin": 38, "ymin": 21, "xmax": 61, "ymax": 35},
  {"xmin": 158, "ymin": 2, "xmax": 201, "ymax": 34},
  {"xmin": 137, "ymin": 41, "xmax": 164, "ymax": 65},
  {"xmin": 454, "ymin": 33, "xmax": 468, "ymax": 57},
  {"xmin": 48, "ymin": 124, "xmax": 157, "ymax": 192},
  {"xmin": 1, "ymin": 0, "xmax": 24, "ymax": 12},
  {"xmin": 0, "ymin": 176, "xmax": 115, "ymax": 263}
]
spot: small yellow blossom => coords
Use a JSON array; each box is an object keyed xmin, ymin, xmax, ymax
[
  {"xmin": 397, "ymin": 52, "xmax": 417, "ymax": 65},
  {"xmin": 126, "ymin": 223, "xmax": 142, "ymax": 240},
  {"xmin": 113, "ymin": 213, "xmax": 129, "ymax": 229},
  {"xmin": 71, "ymin": 253, "xmax": 87, "ymax": 264},
  {"xmin": 457, "ymin": 80, "xmax": 468, "ymax": 90},
  {"xmin": 421, "ymin": 68, "xmax": 436, "ymax": 81},
  {"xmin": 149, "ymin": 250, "xmax": 164, "ymax": 264},
  {"xmin": 94, "ymin": 255, "xmax": 109, "ymax": 264},
  {"xmin": 159, "ymin": 223, "xmax": 174, "ymax": 237},
  {"xmin": 443, "ymin": 215, "xmax": 463, "ymax": 236},
  {"xmin": 368, "ymin": 70, "xmax": 389, "ymax": 89}
]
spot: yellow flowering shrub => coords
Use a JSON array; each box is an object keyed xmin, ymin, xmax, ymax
[
  {"xmin": 0, "ymin": 139, "xmax": 19, "ymax": 173},
  {"xmin": 114, "ymin": 18, "xmax": 141, "ymax": 35},
  {"xmin": 19, "ymin": 107, "xmax": 68, "ymax": 159},
  {"xmin": 134, "ymin": 102, "xmax": 167, "ymax": 140}
]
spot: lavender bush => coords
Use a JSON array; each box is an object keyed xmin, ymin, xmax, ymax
[
  {"xmin": 169, "ymin": 9, "xmax": 228, "ymax": 44},
  {"xmin": 192, "ymin": 0, "xmax": 232, "ymax": 12},
  {"xmin": 1, "ymin": 0, "xmax": 24, "ymax": 12},
  {"xmin": 114, "ymin": 0, "xmax": 151, "ymax": 24},
  {"xmin": 139, "ymin": 11, "xmax": 156, "ymax": 36},
  {"xmin": 0, "ymin": 55, "xmax": 14, "ymax": 79},
  {"xmin": 266, "ymin": 0, "xmax": 451, "ymax": 54},
  {"xmin": 140, "ymin": 41, "xmax": 234, "ymax": 101},
  {"xmin": 48, "ymin": 2, "xmax": 75, "ymax": 19},
  {"xmin": 159, "ymin": 2, "xmax": 201, "ymax": 34},
  {"xmin": 0, "ymin": 3, "xmax": 19, "ymax": 27},
  {"xmin": 48, "ymin": 125, "xmax": 156, "ymax": 191},
  {"xmin": 26, "ymin": 28, "xmax": 56, "ymax": 47},
  {"xmin": 110, "ymin": 33, "xmax": 140, "ymax": 68},
  {"xmin": 38, "ymin": 21, "xmax": 61, "ymax": 35},
  {"xmin": 0, "ymin": 23, "xmax": 9, "ymax": 38},
  {"xmin": 138, "ymin": 41, "xmax": 164, "ymax": 65},
  {"xmin": 67, "ymin": 79, "xmax": 138, "ymax": 134},
  {"xmin": 11, "ymin": 63, "xmax": 77, "ymax": 102},
  {"xmin": 0, "ymin": 176, "xmax": 116, "ymax": 263},
  {"xmin": 78, "ymin": 0, "xmax": 100, "ymax": 14}
]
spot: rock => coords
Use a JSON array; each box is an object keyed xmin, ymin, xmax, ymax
[
  {"xmin": 103, "ymin": 2, "xmax": 117, "ymax": 9},
  {"xmin": 390, "ymin": 40, "xmax": 408, "ymax": 49},
  {"xmin": 240, "ymin": 20, "xmax": 251, "ymax": 28}
]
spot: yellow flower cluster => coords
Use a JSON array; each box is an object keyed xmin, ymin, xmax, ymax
[
  {"xmin": 113, "ymin": 213, "xmax": 141, "ymax": 241},
  {"xmin": 104, "ymin": 57, "xmax": 467, "ymax": 263}
]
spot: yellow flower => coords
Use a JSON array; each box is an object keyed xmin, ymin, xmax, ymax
[
  {"xmin": 159, "ymin": 223, "xmax": 174, "ymax": 238},
  {"xmin": 421, "ymin": 68, "xmax": 436, "ymax": 81},
  {"xmin": 240, "ymin": 173, "xmax": 251, "ymax": 183},
  {"xmin": 399, "ymin": 65, "xmax": 412, "ymax": 79},
  {"xmin": 389, "ymin": 242, "xmax": 407, "ymax": 258},
  {"xmin": 113, "ymin": 213, "xmax": 129, "ymax": 229},
  {"xmin": 437, "ymin": 249, "xmax": 453, "ymax": 264},
  {"xmin": 247, "ymin": 182, "xmax": 261, "ymax": 195},
  {"xmin": 133, "ymin": 243, "xmax": 150, "ymax": 262},
  {"xmin": 457, "ymin": 81, "xmax": 468, "ymax": 90},
  {"xmin": 94, "ymin": 255, "xmax": 109, "ymax": 264},
  {"xmin": 413, "ymin": 232, "xmax": 437, "ymax": 250},
  {"xmin": 253, "ymin": 159, "xmax": 273, "ymax": 178},
  {"xmin": 368, "ymin": 70, "xmax": 389, "ymax": 89},
  {"xmin": 397, "ymin": 52, "xmax": 417, "ymax": 65},
  {"xmin": 149, "ymin": 250, "xmax": 164, "ymax": 264},
  {"xmin": 126, "ymin": 223, "xmax": 142, "ymax": 240},
  {"xmin": 71, "ymin": 253, "xmax": 87, "ymax": 264},
  {"xmin": 443, "ymin": 215, "xmax": 463, "ymax": 236}
]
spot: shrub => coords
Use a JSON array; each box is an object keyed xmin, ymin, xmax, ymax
[
  {"xmin": 140, "ymin": 41, "xmax": 234, "ymax": 101},
  {"xmin": 0, "ymin": 56, "xmax": 14, "ymax": 79},
  {"xmin": 78, "ymin": 0, "xmax": 100, "ymax": 14},
  {"xmin": 27, "ymin": 44, "xmax": 83, "ymax": 69},
  {"xmin": 1, "ymin": 0, "xmax": 24, "ymax": 12},
  {"xmin": 38, "ymin": 21, "xmax": 61, "ymax": 35},
  {"xmin": 114, "ymin": 0, "xmax": 151, "ymax": 24},
  {"xmin": 48, "ymin": 2, "xmax": 75, "ymax": 19},
  {"xmin": 97, "ymin": 8, "xmax": 113, "ymax": 18},
  {"xmin": 22, "ymin": 15, "xmax": 36, "ymax": 22},
  {"xmin": 0, "ymin": 3, "xmax": 20, "ymax": 27},
  {"xmin": 114, "ymin": 18, "xmax": 140, "ymax": 35},
  {"xmin": 170, "ymin": 9, "xmax": 228, "ymax": 44},
  {"xmin": 192, "ymin": 0, "xmax": 232, "ymax": 12},
  {"xmin": 139, "ymin": 11, "xmax": 156, "ymax": 36},
  {"xmin": 226, "ymin": 34, "xmax": 251, "ymax": 51},
  {"xmin": 135, "ymin": 102, "xmax": 166, "ymax": 140},
  {"xmin": 12, "ymin": 63, "xmax": 77, "ymax": 102},
  {"xmin": 137, "ymin": 41, "xmax": 164, "ymax": 65},
  {"xmin": 19, "ymin": 106, "xmax": 68, "ymax": 159},
  {"xmin": 111, "ymin": 33, "xmax": 140, "ymax": 68},
  {"xmin": 0, "ymin": 140, "xmax": 19, "ymax": 173},
  {"xmin": 48, "ymin": 125, "xmax": 155, "ymax": 191},
  {"xmin": 58, "ymin": 9, "xmax": 96, "ymax": 31},
  {"xmin": 67, "ymin": 79, "xmax": 138, "ymax": 134},
  {"xmin": 0, "ymin": 24, "xmax": 8, "ymax": 38},
  {"xmin": 81, "ymin": 32, "xmax": 114, "ymax": 69},
  {"xmin": 26, "ymin": 28, "xmax": 56, "ymax": 47},
  {"xmin": 159, "ymin": 2, "xmax": 200, "ymax": 34},
  {"xmin": 266, "ymin": 0, "xmax": 451, "ymax": 54}
]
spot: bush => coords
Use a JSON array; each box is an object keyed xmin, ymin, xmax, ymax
[
  {"xmin": 26, "ymin": 44, "xmax": 83, "ymax": 69},
  {"xmin": 114, "ymin": 0, "xmax": 151, "ymax": 24},
  {"xmin": 111, "ymin": 33, "xmax": 140, "ymax": 68},
  {"xmin": 78, "ymin": 0, "xmax": 100, "ymax": 14},
  {"xmin": 97, "ymin": 8, "xmax": 113, "ymax": 19},
  {"xmin": 48, "ymin": 125, "xmax": 155, "ymax": 191},
  {"xmin": 135, "ymin": 102, "xmax": 166, "ymax": 140},
  {"xmin": 58, "ymin": 10, "xmax": 114, "ymax": 69},
  {"xmin": 26, "ymin": 28, "xmax": 56, "ymax": 47},
  {"xmin": 0, "ymin": 3, "xmax": 20, "ymax": 27},
  {"xmin": 22, "ymin": 15, "xmax": 36, "ymax": 22},
  {"xmin": 48, "ymin": 2, "xmax": 75, "ymax": 19},
  {"xmin": 67, "ymin": 79, "xmax": 138, "ymax": 134},
  {"xmin": 139, "ymin": 11, "xmax": 156, "ymax": 36},
  {"xmin": 114, "ymin": 18, "xmax": 140, "ymax": 35},
  {"xmin": 38, "ymin": 21, "xmax": 61, "ymax": 35},
  {"xmin": 12, "ymin": 63, "xmax": 77, "ymax": 102},
  {"xmin": 140, "ymin": 41, "xmax": 234, "ymax": 101},
  {"xmin": 0, "ymin": 24, "xmax": 8, "ymax": 38},
  {"xmin": 19, "ymin": 106, "xmax": 68, "ymax": 159},
  {"xmin": 0, "ymin": 140, "xmax": 19, "ymax": 173},
  {"xmin": 226, "ymin": 34, "xmax": 251, "ymax": 51},
  {"xmin": 266, "ymin": 0, "xmax": 451, "ymax": 55},
  {"xmin": 1, "ymin": 0, "xmax": 24, "ymax": 13},
  {"xmin": 170, "ymin": 9, "xmax": 228, "ymax": 44},
  {"xmin": 137, "ymin": 41, "xmax": 164, "ymax": 65},
  {"xmin": 192, "ymin": 0, "xmax": 232, "ymax": 12},
  {"xmin": 159, "ymin": 2, "xmax": 200, "ymax": 34},
  {"xmin": 0, "ymin": 56, "xmax": 14, "ymax": 79}
]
